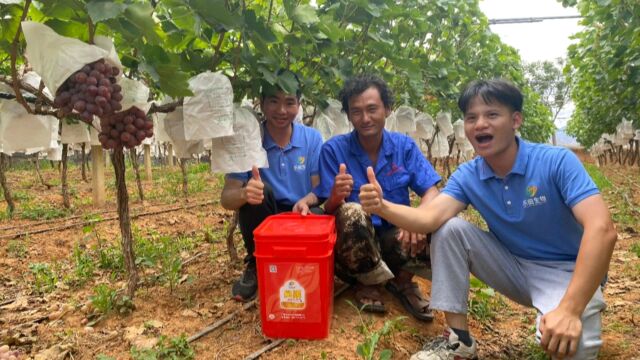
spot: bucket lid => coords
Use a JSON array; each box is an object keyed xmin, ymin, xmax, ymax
[{"xmin": 254, "ymin": 213, "xmax": 335, "ymax": 238}]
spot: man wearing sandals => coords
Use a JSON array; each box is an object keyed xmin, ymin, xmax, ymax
[
  {"xmin": 221, "ymin": 70, "xmax": 323, "ymax": 302},
  {"xmin": 313, "ymin": 74, "xmax": 441, "ymax": 321},
  {"xmin": 360, "ymin": 79, "xmax": 617, "ymax": 359}
]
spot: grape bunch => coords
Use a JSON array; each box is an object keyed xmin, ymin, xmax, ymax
[
  {"xmin": 53, "ymin": 58, "xmax": 122, "ymax": 122},
  {"xmin": 0, "ymin": 345, "xmax": 19, "ymax": 360},
  {"xmin": 98, "ymin": 107, "xmax": 153, "ymax": 149}
]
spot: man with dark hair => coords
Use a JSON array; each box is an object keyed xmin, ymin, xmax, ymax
[
  {"xmin": 221, "ymin": 70, "xmax": 323, "ymax": 302},
  {"xmin": 360, "ymin": 79, "xmax": 617, "ymax": 359},
  {"xmin": 313, "ymin": 74, "xmax": 441, "ymax": 321}
]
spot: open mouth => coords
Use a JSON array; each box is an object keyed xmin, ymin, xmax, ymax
[{"xmin": 475, "ymin": 134, "xmax": 493, "ymax": 144}]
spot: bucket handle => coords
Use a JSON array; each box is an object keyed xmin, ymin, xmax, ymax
[{"xmin": 273, "ymin": 246, "xmax": 306, "ymax": 257}]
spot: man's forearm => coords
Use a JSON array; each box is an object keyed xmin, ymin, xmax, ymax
[
  {"xmin": 324, "ymin": 194, "xmax": 344, "ymax": 214},
  {"xmin": 558, "ymin": 223, "xmax": 617, "ymax": 315},
  {"xmin": 220, "ymin": 187, "xmax": 247, "ymax": 210},
  {"xmin": 378, "ymin": 200, "xmax": 439, "ymax": 234}
]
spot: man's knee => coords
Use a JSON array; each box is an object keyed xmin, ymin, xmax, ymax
[{"xmin": 431, "ymin": 217, "xmax": 472, "ymax": 250}]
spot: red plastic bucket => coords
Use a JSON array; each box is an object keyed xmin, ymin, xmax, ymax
[{"xmin": 253, "ymin": 213, "xmax": 336, "ymax": 339}]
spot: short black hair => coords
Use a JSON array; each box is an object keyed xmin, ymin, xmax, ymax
[
  {"xmin": 458, "ymin": 79, "xmax": 523, "ymax": 114},
  {"xmin": 261, "ymin": 69, "xmax": 302, "ymax": 100},
  {"xmin": 339, "ymin": 74, "xmax": 393, "ymax": 113}
]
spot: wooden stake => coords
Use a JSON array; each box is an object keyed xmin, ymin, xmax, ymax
[{"xmin": 91, "ymin": 145, "xmax": 105, "ymax": 207}]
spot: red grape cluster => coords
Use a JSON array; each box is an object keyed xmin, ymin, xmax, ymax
[
  {"xmin": 53, "ymin": 59, "xmax": 122, "ymax": 122},
  {"xmin": 98, "ymin": 107, "xmax": 153, "ymax": 149}
]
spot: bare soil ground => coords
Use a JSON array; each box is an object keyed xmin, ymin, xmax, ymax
[{"xmin": 0, "ymin": 156, "xmax": 638, "ymax": 359}]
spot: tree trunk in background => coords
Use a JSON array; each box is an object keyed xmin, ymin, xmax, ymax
[
  {"xmin": 111, "ymin": 148, "xmax": 138, "ymax": 298},
  {"xmin": 33, "ymin": 154, "xmax": 53, "ymax": 189},
  {"xmin": 81, "ymin": 143, "xmax": 88, "ymax": 182},
  {"xmin": 61, "ymin": 144, "xmax": 70, "ymax": 209},
  {"xmin": 129, "ymin": 148, "xmax": 145, "ymax": 202},
  {"xmin": 0, "ymin": 154, "xmax": 15, "ymax": 216},
  {"xmin": 179, "ymin": 158, "xmax": 188, "ymax": 202},
  {"xmin": 91, "ymin": 146, "xmax": 105, "ymax": 207}
]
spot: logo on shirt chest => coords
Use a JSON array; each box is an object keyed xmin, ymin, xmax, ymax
[
  {"xmin": 293, "ymin": 156, "xmax": 306, "ymax": 172},
  {"xmin": 522, "ymin": 184, "xmax": 547, "ymax": 208}
]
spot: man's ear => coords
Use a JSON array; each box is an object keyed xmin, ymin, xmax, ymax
[
  {"xmin": 512, "ymin": 111, "xmax": 523, "ymax": 130},
  {"xmin": 385, "ymin": 107, "xmax": 391, "ymax": 118}
]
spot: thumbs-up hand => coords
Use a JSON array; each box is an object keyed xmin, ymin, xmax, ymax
[
  {"xmin": 330, "ymin": 163, "xmax": 354, "ymax": 203},
  {"xmin": 245, "ymin": 165, "xmax": 265, "ymax": 205},
  {"xmin": 359, "ymin": 166, "xmax": 384, "ymax": 214}
]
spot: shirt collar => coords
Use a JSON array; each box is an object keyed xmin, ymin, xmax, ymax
[
  {"xmin": 348, "ymin": 129, "xmax": 394, "ymax": 157},
  {"xmin": 479, "ymin": 137, "xmax": 528, "ymax": 180},
  {"xmin": 262, "ymin": 122, "xmax": 302, "ymax": 150}
]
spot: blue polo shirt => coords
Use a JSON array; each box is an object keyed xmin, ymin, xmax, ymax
[
  {"xmin": 443, "ymin": 138, "xmax": 599, "ymax": 261},
  {"xmin": 314, "ymin": 130, "xmax": 441, "ymax": 230},
  {"xmin": 227, "ymin": 122, "xmax": 323, "ymax": 206}
]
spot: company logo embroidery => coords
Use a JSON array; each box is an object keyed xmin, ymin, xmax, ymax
[
  {"xmin": 386, "ymin": 163, "xmax": 404, "ymax": 176},
  {"xmin": 293, "ymin": 156, "xmax": 306, "ymax": 171},
  {"xmin": 523, "ymin": 184, "xmax": 546, "ymax": 209}
]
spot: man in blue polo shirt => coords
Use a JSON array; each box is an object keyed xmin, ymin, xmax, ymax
[
  {"xmin": 313, "ymin": 74, "xmax": 441, "ymax": 321},
  {"xmin": 359, "ymin": 79, "xmax": 617, "ymax": 359},
  {"xmin": 221, "ymin": 71, "xmax": 323, "ymax": 302}
]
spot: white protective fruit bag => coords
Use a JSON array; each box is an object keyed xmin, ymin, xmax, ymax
[
  {"xmin": 0, "ymin": 99, "xmax": 58, "ymax": 153},
  {"xmin": 410, "ymin": 111, "xmax": 435, "ymax": 140},
  {"xmin": 61, "ymin": 120, "xmax": 90, "ymax": 144},
  {"xmin": 164, "ymin": 106, "xmax": 204, "ymax": 158},
  {"xmin": 312, "ymin": 111, "xmax": 336, "ymax": 142},
  {"xmin": 435, "ymin": 112, "xmax": 454, "ymax": 137},
  {"xmin": 210, "ymin": 104, "xmax": 268, "ymax": 173},
  {"xmin": 393, "ymin": 105, "xmax": 417, "ymax": 133},
  {"xmin": 152, "ymin": 112, "xmax": 172, "ymax": 143},
  {"xmin": 325, "ymin": 99, "xmax": 351, "ymax": 136},
  {"xmin": 182, "ymin": 71, "xmax": 234, "ymax": 141},
  {"xmin": 22, "ymin": 21, "xmax": 122, "ymax": 96}
]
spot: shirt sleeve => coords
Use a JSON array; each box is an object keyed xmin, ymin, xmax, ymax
[
  {"xmin": 226, "ymin": 171, "xmax": 250, "ymax": 182},
  {"xmin": 553, "ymin": 149, "xmax": 599, "ymax": 208},
  {"xmin": 312, "ymin": 142, "xmax": 340, "ymax": 201},
  {"xmin": 307, "ymin": 129, "xmax": 323, "ymax": 176},
  {"xmin": 405, "ymin": 138, "xmax": 441, "ymax": 195},
  {"xmin": 442, "ymin": 166, "xmax": 471, "ymax": 206}
]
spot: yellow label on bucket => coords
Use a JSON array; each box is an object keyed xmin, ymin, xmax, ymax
[{"xmin": 280, "ymin": 280, "xmax": 306, "ymax": 310}]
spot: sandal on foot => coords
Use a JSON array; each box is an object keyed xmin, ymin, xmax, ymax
[
  {"xmin": 354, "ymin": 285, "xmax": 386, "ymax": 313},
  {"xmin": 385, "ymin": 281, "xmax": 434, "ymax": 322}
]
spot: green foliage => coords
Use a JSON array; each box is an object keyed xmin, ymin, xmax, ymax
[
  {"xmin": 631, "ymin": 241, "xmax": 640, "ymax": 258},
  {"xmin": 524, "ymin": 58, "xmax": 570, "ymax": 125},
  {"xmin": 157, "ymin": 235, "xmax": 183, "ymax": 293},
  {"xmin": 348, "ymin": 300, "xmax": 405, "ymax": 360},
  {"xmin": 70, "ymin": 244, "xmax": 95, "ymax": 286},
  {"xmin": 3, "ymin": 0, "xmax": 553, "ymax": 137},
  {"xmin": 468, "ymin": 277, "xmax": 504, "ymax": 323},
  {"xmin": 95, "ymin": 355, "xmax": 116, "ymax": 360},
  {"xmin": 29, "ymin": 262, "xmax": 58, "ymax": 294},
  {"xmin": 20, "ymin": 203, "xmax": 70, "ymax": 220},
  {"xmin": 7, "ymin": 239, "xmax": 27, "ymax": 258},
  {"xmin": 130, "ymin": 335, "xmax": 195, "ymax": 360},
  {"xmin": 566, "ymin": 0, "xmax": 640, "ymax": 147},
  {"xmin": 583, "ymin": 163, "xmax": 612, "ymax": 190},
  {"xmin": 90, "ymin": 283, "xmax": 134, "ymax": 315}
]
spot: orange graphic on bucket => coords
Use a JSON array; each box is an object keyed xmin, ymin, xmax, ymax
[{"xmin": 280, "ymin": 280, "xmax": 306, "ymax": 310}]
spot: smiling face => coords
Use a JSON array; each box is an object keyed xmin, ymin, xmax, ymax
[
  {"xmin": 347, "ymin": 86, "xmax": 391, "ymax": 142},
  {"xmin": 260, "ymin": 91, "xmax": 300, "ymax": 131},
  {"xmin": 463, "ymin": 95, "xmax": 522, "ymax": 172}
]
